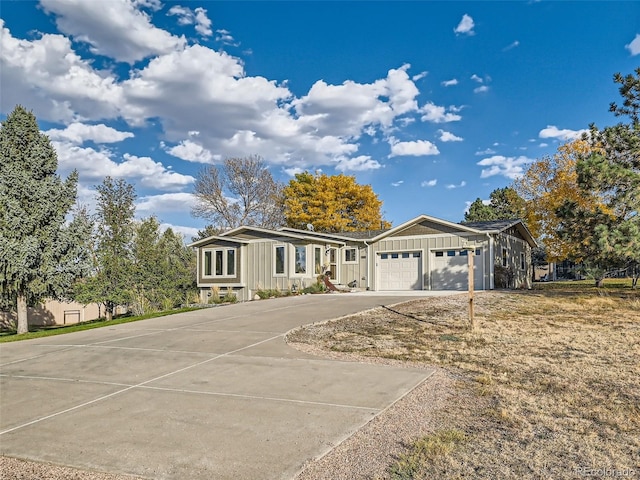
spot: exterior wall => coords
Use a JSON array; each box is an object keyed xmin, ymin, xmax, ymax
[
  {"xmin": 0, "ymin": 300, "xmax": 101, "ymax": 328},
  {"xmin": 370, "ymin": 233, "xmax": 491, "ymax": 291},
  {"xmin": 494, "ymin": 232, "xmax": 532, "ymax": 289},
  {"xmin": 337, "ymin": 244, "xmax": 367, "ymax": 289}
]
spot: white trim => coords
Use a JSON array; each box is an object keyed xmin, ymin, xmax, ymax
[
  {"xmin": 343, "ymin": 247, "xmax": 358, "ymax": 264},
  {"xmin": 273, "ymin": 244, "xmax": 286, "ymax": 277},
  {"xmin": 197, "ymin": 283, "xmax": 246, "ymax": 288},
  {"xmin": 201, "ymin": 247, "xmax": 237, "ymax": 278},
  {"xmin": 291, "ymin": 244, "xmax": 309, "ymax": 277}
]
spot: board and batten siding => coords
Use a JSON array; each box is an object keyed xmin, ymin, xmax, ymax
[
  {"xmin": 371, "ymin": 233, "xmax": 491, "ymax": 290},
  {"xmin": 245, "ymin": 240, "xmax": 331, "ymax": 298},
  {"xmin": 494, "ymin": 232, "xmax": 532, "ymax": 289},
  {"xmin": 337, "ymin": 244, "xmax": 368, "ymax": 289}
]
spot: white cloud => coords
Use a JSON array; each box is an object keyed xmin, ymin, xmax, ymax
[
  {"xmin": 475, "ymin": 148, "xmax": 496, "ymax": 156},
  {"xmin": 420, "ymin": 102, "xmax": 462, "ymax": 123},
  {"xmin": 474, "ymin": 85, "xmax": 490, "ymax": 94},
  {"xmin": 441, "ymin": 78, "xmax": 458, "ymax": 87},
  {"xmin": 334, "ymin": 155, "xmax": 382, "ymax": 172},
  {"xmin": 137, "ymin": 192, "xmax": 197, "ymax": 212},
  {"xmin": 389, "ymin": 138, "xmax": 440, "ymax": 157},
  {"xmin": 446, "ymin": 181, "xmax": 467, "ymax": 189},
  {"xmin": 421, "ymin": 179, "xmax": 437, "ymax": 187},
  {"xmin": 40, "ymin": 0, "xmax": 186, "ymax": 63},
  {"xmin": 160, "ymin": 223, "xmax": 201, "ymax": 242},
  {"xmin": 412, "ymin": 71, "xmax": 428, "ymax": 81},
  {"xmin": 53, "ymin": 141, "xmax": 195, "ymax": 190},
  {"xmin": 45, "ymin": 123, "xmax": 133, "ymax": 144},
  {"xmin": 539, "ymin": 125, "xmax": 587, "ymax": 141},
  {"xmin": 470, "ymin": 74, "xmax": 483, "ymax": 83},
  {"xmin": 1, "ymin": 18, "xmax": 429, "ymax": 174},
  {"xmin": 391, "ymin": 180, "xmax": 404, "ymax": 187},
  {"xmin": 438, "ymin": 130, "xmax": 463, "ymax": 142},
  {"xmin": 164, "ymin": 139, "xmax": 217, "ymax": 163},
  {"xmin": 625, "ymin": 34, "xmax": 640, "ymax": 56},
  {"xmin": 167, "ymin": 5, "xmax": 213, "ymax": 37},
  {"xmin": 539, "ymin": 142, "xmax": 548, "ymax": 147},
  {"xmin": 216, "ymin": 29, "xmax": 237, "ymax": 46},
  {"xmin": 503, "ymin": 40, "xmax": 520, "ymax": 51},
  {"xmin": 0, "ymin": 20, "xmax": 123, "ymax": 122},
  {"xmin": 283, "ymin": 166, "xmax": 305, "ymax": 177},
  {"xmin": 454, "ymin": 14, "xmax": 475, "ymax": 36},
  {"xmin": 477, "ymin": 155, "xmax": 533, "ymax": 179}
]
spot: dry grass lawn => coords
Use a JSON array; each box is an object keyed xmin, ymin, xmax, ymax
[{"xmin": 288, "ymin": 285, "xmax": 640, "ymax": 479}]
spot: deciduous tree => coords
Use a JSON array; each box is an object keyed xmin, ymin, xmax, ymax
[
  {"xmin": 283, "ymin": 172, "xmax": 391, "ymax": 232},
  {"xmin": 192, "ymin": 155, "xmax": 284, "ymax": 230},
  {"xmin": 0, "ymin": 106, "xmax": 89, "ymax": 333},
  {"xmin": 74, "ymin": 177, "xmax": 136, "ymax": 320},
  {"xmin": 557, "ymin": 69, "xmax": 640, "ymax": 286},
  {"xmin": 514, "ymin": 140, "xmax": 609, "ymax": 262}
]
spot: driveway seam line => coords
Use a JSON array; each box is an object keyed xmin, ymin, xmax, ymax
[{"xmin": 0, "ymin": 332, "xmax": 284, "ymax": 436}]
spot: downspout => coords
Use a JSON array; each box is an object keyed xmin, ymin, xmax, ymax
[
  {"xmin": 487, "ymin": 232, "xmax": 494, "ymax": 289},
  {"xmin": 364, "ymin": 240, "xmax": 371, "ymax": 290}
]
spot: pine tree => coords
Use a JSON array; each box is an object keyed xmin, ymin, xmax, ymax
[
  {"xmin": 0, "ymin": 106, "xmax": 84, "ymax": 333},
  {"xmin": 557, "ymin": 69, "xmax": 640, "ymax": 286}
]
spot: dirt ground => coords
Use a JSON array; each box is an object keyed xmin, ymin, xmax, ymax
[{"xmin": 288, "ymin": 287, "xmax": 640, "ymax": 480}]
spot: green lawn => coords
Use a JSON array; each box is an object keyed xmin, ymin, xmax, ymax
[{"xmin": 0, "ymin": 306, "xmax": 204, "ymax": 343}]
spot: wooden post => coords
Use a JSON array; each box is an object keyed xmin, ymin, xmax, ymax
[{"xmin": 468, "ymin": 248, "xmax": 475, "ymax": 331}]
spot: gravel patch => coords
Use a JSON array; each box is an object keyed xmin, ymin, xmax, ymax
[{"xmin": 0, "ymin": 456, "xmax": 144, "ymax": 480}]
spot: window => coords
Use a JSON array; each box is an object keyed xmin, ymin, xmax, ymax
[
  {"xmin": 381, "ymin": 253, "xmax": 388, "ymax": 259},
  {"xmin": 502, "ymin": 248, "xmax": 508, "ymax": 267},
  {"xmin": 460, "ymin": 250, "xmax": 468, "ymax": 256},
  {"xmin": 274, "ymin": 245, "xmax": 285, "ymax": 275},
  {"xmin": 227, "ymin": 250, "xmax": 235, "ymax": 276},
  {"xmin": 402, "ymin": 253, "xmax": 410, "ymax": 259},
  {"xmin": 203, "ymin": 248, "xmax": 236, "ymax": 277},
  {"xmin": 295, "ymin": 246, "xmax": 306, "ymax": 274},
  {"xmin": 204, "ymin": 251, "xmax": 212, "ymax": 276},
  {"xmin": 447, "ymin": 250, "xmax": 456, "ymax": 257},
  {"xmin": 344, "ymin": 248, "xmax": 357, "ymax": 263},
  {"xmin": 413, "ymin": 252, "xmax": 421, "ymax": 258},
  {"xmin": 476, "ymin": 248, "xmax": 482, "ymax": 256},
  {"xmin": 520, "ymin": 252, "xmax": 526, "ymax": 270},
  {"xmin": 215, "ymin": 250, "xmax": 223, "ymax": 276},
  {"xmin": 315, "ymin": 247, "xmax": 323, "ymax": 274},
  {"xmin": 435, "ymin": 251, "xmax": 444, "ymax": 257},
  {"xmin": 391, "ymin": 253, "xmax": 399, "ymax": 259}
]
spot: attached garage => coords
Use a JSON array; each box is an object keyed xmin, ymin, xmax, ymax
[
  {"xmin": 431, "ymin": 249, "xmax": 484, "ymax": 290},
  {"xmin": 378, "ymin": 251, "xmax": 422, "ymax": 290}
]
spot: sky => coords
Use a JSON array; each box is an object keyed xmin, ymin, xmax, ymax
[{"xmin": 1, "ymin": 1, "xmax": 639, "ymax": 240}]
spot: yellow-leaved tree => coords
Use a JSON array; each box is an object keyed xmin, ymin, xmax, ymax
[
  {"xmin": 283, "ymin": 172, "xmax": 391, "ymax": 233},
  {"xmin": 514, "ymin": 139, "xmax": 610, "ymax": 261}
]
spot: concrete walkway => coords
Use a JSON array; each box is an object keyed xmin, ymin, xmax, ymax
[{"xmin": 0, "ymin": 294, "xmax": 435, "ymax": 480}]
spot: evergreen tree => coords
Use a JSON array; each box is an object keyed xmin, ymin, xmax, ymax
[
  {"xmin": 557, "ymin": 69, "xmax": 640, "ymax": 286},
  {"xmin": 463, "ymin": 187, "xmax": 524, "ymax": 223},
  {"xmin": 0, "ymin": 106, "xmax": 85, "ymax": 333}
]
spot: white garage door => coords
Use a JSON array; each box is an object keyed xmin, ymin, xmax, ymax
[
  {"xmin": 378, "ymin": 252, "xmax": 422, "ymax": 290},
  {"xmin": 431, "ymin": 249, "xmax": 483, "ymax": 290}
]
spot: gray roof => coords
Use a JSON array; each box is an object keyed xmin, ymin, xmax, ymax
[
  {"xmin": 336, "ymin": 229, "xmax": 391, "ymax": 240},
  {"xmin": 461, "ymin": 219, "xmax": 521, "ymax": 231}
]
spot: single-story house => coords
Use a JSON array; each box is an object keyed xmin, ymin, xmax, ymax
[{"xmin": 188, "ymin": 215, "xmax": 537, "ymax": 302}]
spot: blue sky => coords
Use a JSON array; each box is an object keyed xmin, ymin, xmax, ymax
[{"xmin": 1, "ymin": 1, "xmax": 639, "ymax": 239}]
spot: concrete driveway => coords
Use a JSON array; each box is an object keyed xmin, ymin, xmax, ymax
[{"xmin": 0, "ymin": 294, "xmax": 435, "ymax": 480}]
